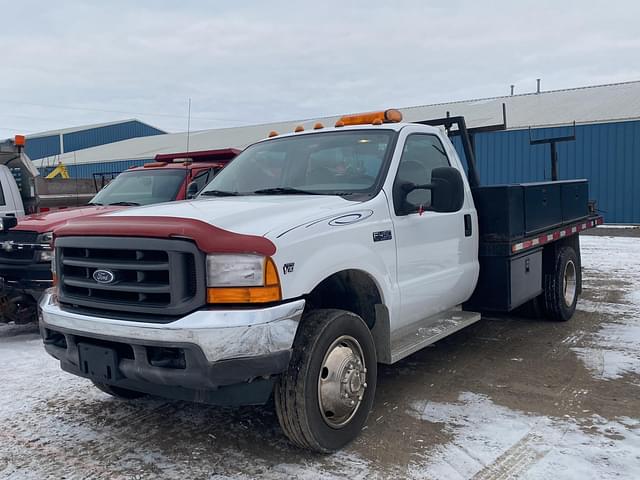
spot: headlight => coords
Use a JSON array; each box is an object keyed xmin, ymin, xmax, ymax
[
  {"xmin": 36, "ymin": 249, "xmax": 54, "ymax": 262},
  {"xmin": 36, "ymin": 231, "xmax": 54, "ymax": 244},
  {"xmin": 206, "ymin": 254, "xmax": 265, "ymax": 287},
  {"xmin": 34, "ymin": 231, "xmax": 54, "ymax": 263},
  {"xmin": 206, "ymin": 254, "xmax": 281, "ymax": 303}
]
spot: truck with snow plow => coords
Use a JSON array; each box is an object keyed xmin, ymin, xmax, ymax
[
  {"xmin": 0, "ymin": 148, "xmax": 238, "ymax": 324},
  {"xmin": 39, "ymin": 110, "xmax": 602, "ymax": 452}
]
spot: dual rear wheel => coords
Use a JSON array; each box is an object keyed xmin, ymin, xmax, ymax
[{"xmin": 525, "ymin": 245, "xmax": 579, "ymax": 321}]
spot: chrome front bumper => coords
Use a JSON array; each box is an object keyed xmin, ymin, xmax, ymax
[{"xmin": 40, "ymin": 292, "xmax": 305, "ymax": 363}]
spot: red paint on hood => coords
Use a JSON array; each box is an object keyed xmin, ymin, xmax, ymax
[
  {"xmin": 54, "ymin": 216, "xmax": 277, "ymax": 256},
  {"xmin": 13, "ymin": 206, "xmax": 123, "ymax": 233}
]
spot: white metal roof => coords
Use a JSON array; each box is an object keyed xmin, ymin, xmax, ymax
[{"xmin": 32, "ymin": 80, "xmax": 640, "ymax": 167}]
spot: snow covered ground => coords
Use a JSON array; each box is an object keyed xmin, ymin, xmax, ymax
[{"xmin": 0, "ymin": 234, "xmax": 639, "ymax": 479}]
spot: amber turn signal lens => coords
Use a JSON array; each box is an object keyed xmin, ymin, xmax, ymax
[
  {"xmin": 207, "ymin": 285, "xmax": 281, "ymax": 304},
  {"xmin": 207, "ymin": 257, "xmax": 282, "ymax": 304}
]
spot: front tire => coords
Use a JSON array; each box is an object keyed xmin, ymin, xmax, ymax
[
  {"xmin": 542, "ymin": 246, "xmax": 579, "ymax": 321},
  {"xmin": 275, "ymin": 309, "xmax": 377, "ymax": 453}
]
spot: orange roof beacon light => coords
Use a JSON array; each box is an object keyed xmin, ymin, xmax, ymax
[
  {"xmin": 143, "ymin": 162, "xmax": 168, "ymax": 168},
  {"xmin": 335, "ymin": 108, "xmax": 403, "ymax": 127},
  {"xmin": 14, "ymin": 134, "xmax": 25, "ymax": 147},
  {"xmin": 268, "ymin": 130, "xmax": 279, "ymax": 138},
  {"xmin": 313, "ymin": 122, "xmax": 324, "ymax": 130},
  {"xmin": 294, "ymin": 125, "xmax": 304, "ymax": 133}
]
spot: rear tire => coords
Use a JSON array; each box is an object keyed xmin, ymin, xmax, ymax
[
  {"xmin": 275, "ymin": 309, "xmax": 377, "ymax": 453},
  {"xmin": 541, "ymin": 246, "xmax": 579, "ymax": 321},
  {"xmin": 92, "ymin": 381, "xmax": 147, "ymax": 399}
]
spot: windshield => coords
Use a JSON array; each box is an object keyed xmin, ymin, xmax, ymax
[
  {"xmin": 200, "ymin": 130, "xmax": 394, "ymax": 197},
  {"xmin": 90, "ymin": 169, "xmax": 186, "ymax": 206}
]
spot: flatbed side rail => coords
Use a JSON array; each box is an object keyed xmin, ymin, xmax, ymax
[
  {"xmin": 479, "ymin": 215, "xmax": 603, "ymax": 257},
  {"xmin": 510, "ymin": 215, "xmax": 603, "ymax": 254}
]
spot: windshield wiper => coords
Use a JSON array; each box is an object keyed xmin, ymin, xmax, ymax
[
  {"xmin": 108, "ymin": 201, "xmax": 141, "ymax": 206},
  {"xmin": 88, "ymin": 202, "xmax": 103, "ymax": 206},
  {"xmin": 200, "ymin": 190, "xmax": 239, "ymax": 197},
  {"xmin": 252, "ymin": 187, "xmax": 323, "ymax": 195}
]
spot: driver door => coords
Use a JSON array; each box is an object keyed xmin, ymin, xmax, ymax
[{"xmin": 390, "ymin": 133, "xmax": 469, "ymax": 328}]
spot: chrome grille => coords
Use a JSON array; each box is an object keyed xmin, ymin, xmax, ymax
[{"xmin": 57, "ymin": 236, "xmax": 206, "ymax": 318}]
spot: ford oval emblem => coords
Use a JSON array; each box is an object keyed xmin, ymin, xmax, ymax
[{"xmin": 93, "ymin": 269, "xmax": 115, "ymax": 284}]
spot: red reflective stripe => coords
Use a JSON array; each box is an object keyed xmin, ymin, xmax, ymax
[
  {"xmin": 509, "ymin": 216, "xmax": 602, "ymax": 254},
  {"xmin": 54, "ymin": 216, "xmax": 277, "ymax": 256}
]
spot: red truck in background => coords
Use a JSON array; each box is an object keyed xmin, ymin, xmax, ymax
[{"xmin": 0, "ymin": 148, "xmax": 239, "ymax": 324}]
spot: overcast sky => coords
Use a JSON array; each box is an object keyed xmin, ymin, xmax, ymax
[{"xmin": 1, "ymin": 1, "xmax": 639, "ymax": 136}]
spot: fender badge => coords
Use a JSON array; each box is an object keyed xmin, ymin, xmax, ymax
[
  {"xmin": 373, "ymin": 230, "xmax": 392, "ymax": 242},
  {"xmin": 283, "ymin": 263, "xmax": 295, "ymax": 275}
]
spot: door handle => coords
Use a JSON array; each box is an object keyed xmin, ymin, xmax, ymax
[{"xmin": 464, "ymin": 214, "xmax": 472, "ymax": 237}]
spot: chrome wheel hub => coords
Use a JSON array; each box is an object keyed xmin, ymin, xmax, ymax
[
  {"xmin": 563, "ymin": 259, "xmax": 577, "ymax": 306},
  {"xmin": 318, "ymin": 335, "xmax": 367, "ymax": 428}
]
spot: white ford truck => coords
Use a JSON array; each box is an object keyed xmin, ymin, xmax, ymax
[{"xmin": 40, "ymin": 110, "xmax": 602, "ymax": 452}]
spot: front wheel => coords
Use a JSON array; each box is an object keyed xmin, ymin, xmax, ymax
[
  {"xmin": 542, "ymin": 245, "xmax": 579, "ymax": 321},
  {"xmin": 275, "ymin": 309, "xmax": 377, "ymax": 453}
]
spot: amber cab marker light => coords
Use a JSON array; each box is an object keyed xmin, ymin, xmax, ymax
[
  {"xmin": 334, "ymin": 120, "xmax": 345, "ymax": 127},
  {"xmin": 268, "ymin": 130, "xmax": 279, "ymax": 138},
  {"xmin": 294, "ymin": 125, "xmax": 304, "ymax": 133},
  {"xmin": 313, "ymin": 122, "xmax": 324, "ymax": 130},
  {"xmin": 207, "ymin": 257, "xmax": 282, "ymax": 304}
]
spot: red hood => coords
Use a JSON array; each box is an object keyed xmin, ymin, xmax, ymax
[{"xmin": 14, "ymin": 206, "xmax": 123, "ymax": 233}]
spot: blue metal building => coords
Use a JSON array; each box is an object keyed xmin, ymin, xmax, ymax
[{"xmin": 23, "ymin": 119, "xmax": 165, "ymax": 162}]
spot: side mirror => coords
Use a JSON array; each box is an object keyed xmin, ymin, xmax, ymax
[
  {"xmin": 186, "ymin": 181, "xmax": 199, "ymax": 199},
  {"xmin": 0, "ymin": 216, "xmax": 18, "ymax": 232},
  {"xmin": 397, "ymin": 166, "xmax": 465, "ymax": 214},
  {"xmin": 428, "ymin": 167, "xmax": 465, "ymax": 213}
]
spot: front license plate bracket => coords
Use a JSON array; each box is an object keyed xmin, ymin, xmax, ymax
[{"xmin": 77, "ymin": 342, "xmax": 121, "ymax": 382}]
